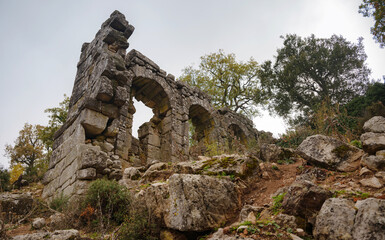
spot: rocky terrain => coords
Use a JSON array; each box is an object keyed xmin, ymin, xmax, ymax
[{"xmin": 1, "ymin": 116, "xmax": 385, "ymax": 240}]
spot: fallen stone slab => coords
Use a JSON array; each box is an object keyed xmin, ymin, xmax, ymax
[{"xmin": 297, "ymin": 134, "xmax": 363, "ymax": 171}]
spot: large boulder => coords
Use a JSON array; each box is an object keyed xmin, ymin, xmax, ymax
[
  {"xmin": 297, "ymin": 135, "xmax": 364, "ymax": 171},
  {"xmin": 165, "ymin": 174, "xmax": 240, "ymax": 232},
  {"xmin": 0, "ymin": 193, "xmax": 34, "ymax": 223},
  {"xmin": 282, "ymin": 180, "xmax": 332, "ymax": 224},
  {"xmin": 353, "ymin": 198, "xmax": 385, "ymax": 240},
  {"xmin": 363, "ymin": 116, "xmax": 385, "ymax": 133},
  {"xmin": 313, "ymin": 198, "xmax": 356, "ymax": 240},
  {"xmin": 360, "ymin": 132, "xmax": 385, "ymax": 154},
  {"xmin": 12, "ymin": 229, "xmax": 80, "ymax": 240},
  {"xmin": 361, "ymin": 152, "xmax": 385, "ymax": 171},
  {"xmin": 174, "ymin": 154, "xmax": 259, "ymax": 178}
]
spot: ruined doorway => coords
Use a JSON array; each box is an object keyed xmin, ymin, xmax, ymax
[
  {"xmin": 188, "ymin": 104, "xmax": 214, "ymax": 156},
  {"xmin": 227, "ymin": 124, "xmax": 247, "ymax": 152},
  {"xmin": 129, "ymin": 78, "xmax": 171, "ymax": 165}
]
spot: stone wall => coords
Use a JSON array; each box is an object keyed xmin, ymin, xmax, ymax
[{"xmin": 42, "ymin": 11, "xmax": 262, "ymax": 201}]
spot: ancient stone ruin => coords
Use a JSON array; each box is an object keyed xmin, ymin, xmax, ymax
[{"xmin": 42, "ymin": 11, "xmax": 261, "ymax": 201}]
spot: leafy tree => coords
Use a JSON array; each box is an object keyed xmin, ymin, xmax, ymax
[
  {"xmin": 179, "ymin": 50, "xmax": 267, "ymax": 117},
  {"xmin": 260, "ymin": 34, "xmax": 371, "ymax": 123},
  {"xmin": 39, "ymin": 95, "xmax": 69, "ymax": 153},
  {"xmin": 9, "ymin": 163, "xmax": 24, "ymax": 184},
  {"xmin": 0, "ymin": 166, "xmax": 10, "ymax": 191},
  {"xmin": 359, "ymin": 0, "xmax": 385, "ymax": 48},
  {"xmin": 4, "ymin": 123, "xmax": 45, "ymax": 174},
  {"xmin": 345, "ymin": 81, "xmax": 385, "ymax": 117}
]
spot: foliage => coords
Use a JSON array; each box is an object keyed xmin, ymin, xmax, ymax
[
  {"xmin": 4, "ymin": 123, "xmax": 45, "ymax": 175},
  {"xmin": 39, "ymin": 95, "xmax": 69, "ymax": 154},
  {"xmin": 9, "ymin": 163, "xmax": 24, "ymax": 184},
  {"xmin": 359, "ymin": 0, "xmax": 385, "ymax": 48},
  {"xmin": 83, "ymin": 178, "xmax": 131, "ymax": 228},
  {"xmin": 276, "ymin": 126, "xmax": 313, "ymax": 148},
  {"xmin": 260, "ymin": 34, "xmax": 370, "ymax": 122},
  {"xmin": 350, "ymin": 140, "xmax": 363, "ymax": 149},
  {"xmin": 0, "ymin": 167, "xmax": 10, "ymax": 191},
  {"xmin": 312, "ymin": 99, "xmax": 359, "ymax": 142},
  {"xmin": 344, "ymin": 81, "xmax": 385, "ymax": 117},
  {"xmin": 180, "ymin": 50, "xmax": 267, "ymax": 117},
  {"xmin": 116, "ymin": 207, "xmax": 159, "ymax": 240},
  {"xmin": 50, "ymin": 193, "xmax": 70, "ymax": 212},
  {"xmin": 271, "ymin": 192, "xmax": 286, "ymax": 215}
]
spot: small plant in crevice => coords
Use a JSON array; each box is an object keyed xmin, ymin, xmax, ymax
[{"xmin": 271, "ymin": 192, "xmax": 286, "ymax": 215}]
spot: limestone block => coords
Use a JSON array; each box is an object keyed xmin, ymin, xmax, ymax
[
  {"xmin": 114, "ymin": 86, "xmax": 128, "ymax": 106},
  {"xmin": 81, "ymin": 147, "xmax": 108, "ymax": 171},
  {"xmin": 32, "ymin": 217, "xmax": 46, "ymax": 229},
  {"xmin": 361, "ymin": 132, "xmax": 385, "ymax": 154},
  {"xmin": 100, "ymin": 103, "xmax": 118, "ymax": 119},
  {"xmin": 361, "ymin": 154, "xmax": 385, "ymax": 171},
  {"xmin": 96, "ymin": 76, "xmax": 114, "ymax": 102},
  {"xmin": 313, "ymin": 198, "xmax": 356, "ymax": 240},
  {"xmin": 165, "ymin": 174, "xmax": 240, "ymax": 232},
  {"xmin": 80, "ymin": 109, "xmax": 109, "ymax": 136},
  {"xmin": 359, "ymin": 177, "xmax": 383, "ymax": 188},
  {"xmin": 105, "ymin": 118, "xmax": 120, "ymax": 137},
  {"xmin": 282, "ymin": 179, "xmax": 332, "ymax": 223},
  {"xmin": 353, "ymin": 198, "xmax": 385, "ymax": 240},
  {"xmin": 297, "ymin": 134, "xmax": 364, "ymax": 171},
  {"xmin": 363, "ymin": 116, "xmax": 385, "ymax": 133},
  {"xmin": 77, "ymin": 168, "xmax": 97, "ymax": 180}
]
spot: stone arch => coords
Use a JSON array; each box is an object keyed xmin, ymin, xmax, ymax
[
  {"xmin": 128, "ymin": 76, "xmax": 174, "ymax": 164},
  {"xmin": 227, "ymin": 123, "xmax": 247, "ymax": 150},
  {"xmin": 188, "ymin": 104, "xmax": 215, "ymax": 155}
]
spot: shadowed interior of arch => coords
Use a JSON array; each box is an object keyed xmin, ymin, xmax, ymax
[
  {"xmin": 129, "ymin": 78, "xmax": 171, "ymax": 164},
  {"xmin": 188, "ymin": 104, "xmax": 214, "ymax": 155},
  {"xmin": 227, "ymin": 124, "xmax": 247, "ymax": 150}
]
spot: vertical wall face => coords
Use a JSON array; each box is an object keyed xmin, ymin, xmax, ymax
[{"xmin": 42, "ymin": 11, "xmax": 262, "ymax": 201}]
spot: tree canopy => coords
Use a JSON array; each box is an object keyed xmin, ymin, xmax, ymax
[
  {"xmin": 179, "ymin": 50, "xmax": 267, "ymax": 117},
  {"xmin": 4, "ymin": 123, "xmax": 45, "ymax": 174},
  {"xmin": 359, "ymin": 0, "xmax": 385, "ymax": 48},
  {"xmin": 260, "ymin": 34, "xmax": 371, "ymax": 122},
  {"xmin": 4, "ymin": 95, "xmax": 69, "ymax": 180}
]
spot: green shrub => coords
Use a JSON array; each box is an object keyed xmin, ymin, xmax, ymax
[
  {"xmin": 83, "ymin": 178, "xmax": 131, "ymax": 225},
  {"xmin": 350, "ymin": 140, "xmax": 362, "ymax": 149},
  {"xmin": 116, "ymin": 207, "xmax": 159, "ymax": 240},
  {"xmin": 271, "ymin": 192, "xmax": 286, "ymax": 215},
  {"xmin": 276, "ymin": 126, "xmax": 313, "ymax": 149},
  {"xmin": 50, "ymin": 193, "xmax": 69, "ymax": 212}
]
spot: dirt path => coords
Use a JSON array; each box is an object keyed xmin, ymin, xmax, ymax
[{"xmin": 244, "ymin": 160, "xmax": 303, "ymax": 207}]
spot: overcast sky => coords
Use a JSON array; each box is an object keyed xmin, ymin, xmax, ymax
[{"xmin": 0, "ymin": 0, "xmax": 384, "ymax": 169}]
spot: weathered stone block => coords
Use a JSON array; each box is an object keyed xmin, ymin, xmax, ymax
[
  {"xmin": 297, "ymin": 134, "xmax": 363, "ymax": 171},
  {"xmin": 165, "ymin": 174, "xmax": 240, "ymax": 232},
  {"xmin": 313, "ymin": 198, "xmax": 356, "ymax": 240},
  {"xmin": 96, "ymin": 76, "xmax": 114, "ymax": 102},
  {"xmin": 363, "ymin": 116, "xmax": 385, "ymax": 133},
  {"xmin": 361, "ymin": 132, "xmax": 385, "ymax": 154},
  {"xmin": 80, "ymin": 109, "xmax": 109, "ymax": 136},
  {"xmin": 77, "ymin": 168, "xmax": 97, "ymax": 180}
]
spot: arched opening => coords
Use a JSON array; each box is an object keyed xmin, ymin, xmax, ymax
[
  {"xmin": 129, "ymin": 78, "xmax": 171, "ymax": 165},
  {"xmin": 188, "ymin": 104, "xmax": 214, "ymax": 156},
  {"xmin": 227, "ymin": 124, "xmax": 247, "ymax": 151}
]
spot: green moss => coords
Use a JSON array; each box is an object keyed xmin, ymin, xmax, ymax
[{"xmin": 332, "ymin": 144, "xmax": 351, "ymax": 159}]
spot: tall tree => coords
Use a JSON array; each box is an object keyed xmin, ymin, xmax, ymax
[
  {"xmin": 4, "ymin": 123, "xmax": 45, "ymax": 174},
  {"xmin": 179, "ymin": 50, "xmax": 267, "ymax": 117},
  {"xmin": 260, "ymin": 34, "xmax": 371, "ymax": 122},
  {"xmin": 359, "ymin": 0, "xmax": 385, "ymax": 48},
  {"xmin": 39, "ymin": 95, "xmax": 69, "ymax": 153}
]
